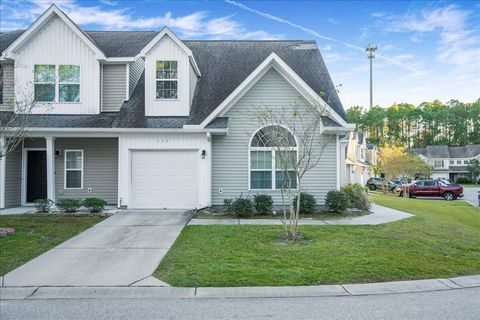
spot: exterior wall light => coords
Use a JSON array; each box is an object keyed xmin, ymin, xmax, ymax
[{"xmin": 201, "ymin": 150, "xmax": 206, "ymax": 159}]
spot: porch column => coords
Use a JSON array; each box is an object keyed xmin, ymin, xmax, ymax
[
  {"xmin": 0, "ymin": 135, "xmax": 6, "ymax": 209},
  {"xmin": 45, "ymin": 136, "xmax": 55, "ymax": 202},
  {"xmin": 339, "ymin": 136, "xmax": 348, "ymax": 188}
]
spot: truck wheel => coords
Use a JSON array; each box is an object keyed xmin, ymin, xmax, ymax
[
  {"xmin": 443, "ymin": 192, "xmax": 454, "ymax": 201},
  {"xmin": 368, "ymin": 184, "xmax": 376, "ymax": 191}
]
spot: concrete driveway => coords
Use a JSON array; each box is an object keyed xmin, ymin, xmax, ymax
[
  {"xmin": 3, "ymin": 210, "xmax": 193, "ymax": 287},
  {"xmin": 463, "ymin": 187, "xmax": 479, "ymax": 207}
]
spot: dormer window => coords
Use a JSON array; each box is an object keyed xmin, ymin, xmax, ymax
[{"xmin": 156, "ymin": 60, "xmax": 178, "ymax": 99}]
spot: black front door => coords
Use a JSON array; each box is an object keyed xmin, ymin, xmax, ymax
[{"xmin": 27, "ymin": 150, "xmax": 47, "ymax": 202}]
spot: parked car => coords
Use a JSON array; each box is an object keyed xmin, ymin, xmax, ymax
[
  {"xmin": 366, "ymin": 178, "xmax": 399, "ymax": 192},
  {"xmin": 396, "ymin": 179, "xmax": 463, "ymax": 201}
]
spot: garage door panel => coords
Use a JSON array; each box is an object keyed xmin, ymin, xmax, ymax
[{"xmin": 130, "ymin": 150, "xmax": 197, "ymax": 209}]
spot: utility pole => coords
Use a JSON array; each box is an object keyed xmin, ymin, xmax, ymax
[{"xmin": 365, "ymin": 44, "xmax": 378, "ymax": 108}]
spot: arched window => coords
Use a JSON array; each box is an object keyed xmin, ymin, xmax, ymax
[{"xmin": 249, "ymin": 125, "xmax": 297, "ymax": 190}]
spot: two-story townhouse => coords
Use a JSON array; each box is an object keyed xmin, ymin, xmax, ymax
[
  {"xmin": 409, "ymin": 145, "xmax": 480, "ymax": 182},
  {"xmin": 341, "ymin": 131, "xmax": 374, "ymax": 186},
  {"xmin": 0, "ymin": 5, "xmax": 354, "ymax": 210}
]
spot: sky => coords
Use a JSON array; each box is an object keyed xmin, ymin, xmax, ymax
[{"xmin": 1, "ymin": 0, "xmax": 479, "ymax": 109}]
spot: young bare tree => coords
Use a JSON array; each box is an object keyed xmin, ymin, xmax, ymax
[
  {"xmin": 252, "ymin": 102, "xmax": 335, "ymax": 241},
  {"xmin": 0, "ymin": 64, "xmax": 46, "ymax": 158}
]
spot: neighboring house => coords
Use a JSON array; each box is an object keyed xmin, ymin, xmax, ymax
[
  {"xmin": 409, "ymin": 145, "xmax": 480, "ymax": 182},
  {"xmin": 341, "ymin": 132, "xmax": 375, "ymax": 186},
  {"xmin": 0, "ymin": 5, "xmax": 354, "ymax": 210}
]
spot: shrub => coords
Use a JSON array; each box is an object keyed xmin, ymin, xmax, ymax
[
  {"xmin": 82, "ymin": 198, "xmax": 107, "ymax": 213},
  {"xmin": 253, "ymin": 194, "xmax": 273, "ymax": 215},
  {"xmin": 325, "ymin": 190, "xmax": 350, "ymax": 213},
  {"xmin": 56, "ymin": 199, "xmax": 82, "ymax": 213},
  {"xmin": 293, "ymin": 192, "xmax": 316, "ymax": 214},
  {"xmin": 232, "ymin": 196, "xmax": 254, "ymax": 217},
  {"xmin": 223, "ymin": 199, "xmax": 234, "ymax": 213},
  {"xmin": 456, "ymin": 177, "xmax": 472, "ymax": 184},
  {"xmin": 341, "ymin": 183, "xmax": 371, "ymax": 210},
  {"xmin": 34, "ymin": 198, "xmax": 53, "ymax": 213}
]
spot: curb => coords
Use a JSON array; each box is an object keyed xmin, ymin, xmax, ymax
[{"xmin": 1, "ymin": 275, "xmax": 479, "ymax": 300}]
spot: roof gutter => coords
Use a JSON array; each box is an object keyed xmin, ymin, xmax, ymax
[{"xmin": 3, "ymin": 127, "xmax": 228, "ymax": 134}]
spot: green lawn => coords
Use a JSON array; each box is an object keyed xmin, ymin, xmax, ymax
[
  {"xmin": 0, "ymin": 215, "xmax": 105, "ymax": 275},
  {"xmin": 154, "ymin": 194, "xmax": 480, "ymax": 287}
]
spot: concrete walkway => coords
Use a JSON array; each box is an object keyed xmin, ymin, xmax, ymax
[
  {"xmin": 2, "ymin": 210, "xmax": 193, "ymax": 287},
  {"xmin": 189, "ymin": 204, "xmax": 413, "ymax": 226},
  {"xmin": 1, "ymin": 275, "xmax": 479, "ymax": 300}
]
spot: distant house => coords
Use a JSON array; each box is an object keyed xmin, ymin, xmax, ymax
[
  {"xmin": 341, "ymin": 132, "xmax": 377, "ymax": 186},
  {"xmin": 409, "ymin": 145, "xmax": 480, "ymax": 182}
]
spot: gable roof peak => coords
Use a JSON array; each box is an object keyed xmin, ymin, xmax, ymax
[{"xmin": 2, "ymin": 3, "xmax": 105, "ymax": 59}]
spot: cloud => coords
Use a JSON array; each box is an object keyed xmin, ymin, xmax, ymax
[
  {"xmin": 0, "ymin": 0, "xmax": 283, "ymax": 40},
  {"xmin": 225, "ymin": 0, "xmax": 424, "ymax": 74},
  {"xmin": 386, "ymin": 5, "xmax": 480, "ymax": 70},
  {"xmin": 371, "ymin": 11, "xmax": 386, "ymax": 18}
]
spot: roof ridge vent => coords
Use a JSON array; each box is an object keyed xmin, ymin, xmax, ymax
[{"xmin": 291, "ymin": 43, "xmax": 317, "ymax": 50}]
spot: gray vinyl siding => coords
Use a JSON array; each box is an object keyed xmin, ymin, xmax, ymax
[
  {"xmin": 189, "ymin": 62, "xmax": 197, "ymax": 107},
  {"xmin": 55, "ymin": 138, "xmax": 118, "ymax": 204},
  {"xmin": 5, "ymin": 144, "xmax": 22, "ymax": 207},
  {"xmin": 102, "ymin": 64, "xmax": 126, "ymax": 112},
  {"xmin": 212, "ymin": 68, "xmax": 338, "ymax": 206},
  {"xmin": 129, "ymin": 57, "xmax": 144, "ymax": 96},
  {"xmin": 23, "ymin": 138, "xmax": 46, "ymax": 148},
  {"xmin": 0, "ymin": 64, "xmax": 14, "ymax": 110}
]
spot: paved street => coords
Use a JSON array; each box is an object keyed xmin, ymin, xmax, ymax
[
  {"xmin": 463, "ymin": 187, "xmax": 480, "ymax": 207},
  {"xmin": 1, "ymin": 287, "xmax": 479, "ymax": 320},
  {"xmin": 3, "ymin": 210, "xmax": 192, "ymax": 286}
]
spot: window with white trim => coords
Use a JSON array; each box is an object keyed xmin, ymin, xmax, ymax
[
  {"xmin": 65, "ymin": 150, "xmax": 83, "ymax": 189},
  {"xmin": 34, "ymin": 64, "xmax": 80, "ymax": 102},
  {"xmin": 250, "ymin": 126, "xmax": 297, "ymax": 190},
  {"xmin": 434, "ymin": 160, "xmax": 444, "ymax": 168},
  {"xmin": 156, "ymin": 60, "xmax": 178, "ymax": 99}
]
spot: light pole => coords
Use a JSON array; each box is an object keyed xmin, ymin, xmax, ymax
[{"xmin": 365, "ymin": 44, "xmax": 378, "ymax": 108}]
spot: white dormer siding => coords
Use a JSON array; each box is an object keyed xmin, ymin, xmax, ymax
[
  {"xmin": 13, "ymin": 16, "xmax": 100, "ymax": 114},
  {"xmin": 189, "ymin": 62, "xmax": 198, "ymax": 107},
  {"xmin": 129, "ymin": 57, "xmax": 145, "ymax": 97},
  {"xmin": 144, "ymin": 35, "xmax": 191, "ymax": 116}
]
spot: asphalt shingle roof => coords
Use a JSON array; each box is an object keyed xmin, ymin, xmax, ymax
[
  {"xmin": 409, "ymin": 145, "xmax": 480, "ymax": 159},
  {"xmin": 1, "ymin": 30, "xmax": 347, "ymax": 128}
]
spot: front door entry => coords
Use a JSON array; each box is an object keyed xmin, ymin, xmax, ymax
[{"xmin": 26, "ymin": 150, "xmax": 47, "ymax": 202}]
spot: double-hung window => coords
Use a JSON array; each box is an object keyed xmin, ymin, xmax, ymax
[
  {"xmin": 59, "ymin": 65, "xmax": 80, "ymax": 102},
  {"xmin": 156, "ymin": 60, "xmax": 178, "ymax": 99},
  {"xmin": 250, "ymin": 126, "xmax": 297, "ymax": 190},
  {"xmin": 434, "ymin": 160, "xmax": 444, "ymax": 168},
  {"xmin": 34, "ymin": 64, "xmax": 80, "ymax": 102},
  {"xmin": 34, "ymin": 65, "xmax": 56, "ymax": 102},
  {"xmin": 65, "ymin": 150, "xmax": 83, "ymax": 189}
]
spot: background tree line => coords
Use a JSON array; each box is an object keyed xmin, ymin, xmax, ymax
[{"xmin": 347, "ymin": 99, "xmax": 480, "ymax": 148}]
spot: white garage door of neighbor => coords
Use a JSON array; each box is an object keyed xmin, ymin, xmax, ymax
[{"xmin": 130, "ymin": 150, "xmax": 198, "ymax": 209}]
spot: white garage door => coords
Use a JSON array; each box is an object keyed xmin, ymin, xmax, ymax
[{"xmin": 130, "ymin": 150, "xmax": 198, "ymax": 209}]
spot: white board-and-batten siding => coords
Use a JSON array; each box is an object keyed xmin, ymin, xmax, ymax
[
  {"xmin": 0, "ymin": 64, "xmax": 15, "ymax": 111},
  {"xmin": 13, "ymin": 15, "xmax": 100, "ymax": 114},
  {"xmin": 129, "ymin": 57, "xmax": 144, "ymax": 96},
  {"xmin": 211, "ymin": 67, "xmax": 338, "ymax": 206}
]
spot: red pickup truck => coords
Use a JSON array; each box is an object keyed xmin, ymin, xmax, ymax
[{"xmin": 396, "ymin": 180, "xmax": 464, "ymax": 201}]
